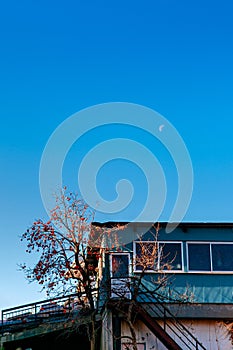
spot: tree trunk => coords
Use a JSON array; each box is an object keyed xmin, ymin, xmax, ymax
[{"xmin": 90, "ymin": 313, "xmax": 96, "ymax": 350}]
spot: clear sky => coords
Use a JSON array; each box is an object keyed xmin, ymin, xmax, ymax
[{"xmin": 0, "ymin": 0, "xmax": 233, "ymax": 312}]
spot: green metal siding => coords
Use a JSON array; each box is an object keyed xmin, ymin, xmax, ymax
[
  {"xmin": 168, "ymin": 274, "xmax": 233, "ymax": 303},
  {"xmin": 131, "ymin": 223, "xmax": 233, "ymax": 304}
]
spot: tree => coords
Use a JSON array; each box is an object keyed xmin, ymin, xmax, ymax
[{"xmin": 20, "ymin": 187, "xmax": 110, "ymax": 349}]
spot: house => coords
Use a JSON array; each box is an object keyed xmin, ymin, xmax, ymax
[
  {"xmin": 97, "ymin": 222, "xmax": 233, "ymax": 350},
  {"xmin": 1, "ymin": 222, "xmax": 233, "ymax": 350}
]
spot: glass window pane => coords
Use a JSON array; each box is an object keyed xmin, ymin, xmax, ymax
[
  {"xmin": 188, "ymin": 244, "xmax": 211, "ymax": 271},
  {"xmin": 159, "ymin": 243, "xmax": 182, "ymax": 270},
  {"xmin": 135, "ymin": 242, "xmax": 158, "ymax": 271},
  {"xmin": 111, "ymin": 254, "xmax": 129, "ymax": 278},
  {"xmin": 212, "ymin": 244, "xmax": 233, "ymax": 271}
]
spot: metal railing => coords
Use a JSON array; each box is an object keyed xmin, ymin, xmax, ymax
[
  {"xmin": 0, "ymin": 292, "xmax": 91, "ymax": 334},
  {"xmin": 138, "ymin": 282, "xmax": 207, "ymax": 350}
]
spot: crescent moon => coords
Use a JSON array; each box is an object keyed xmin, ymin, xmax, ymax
[{"xmin": 159, "ymin": 124, "xmax": 165, "ymax": 132}]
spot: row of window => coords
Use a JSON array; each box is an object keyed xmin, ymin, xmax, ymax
[{"xmin": 134, "ymin": 241, "xmax": 233, "ymax": 273}]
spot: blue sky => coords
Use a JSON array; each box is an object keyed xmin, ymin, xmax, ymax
[{"xmin": 0, "ymin": 0, "xmax": 233, "ymax": 311}]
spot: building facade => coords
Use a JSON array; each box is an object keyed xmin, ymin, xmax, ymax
[
  {"xmin": 1, "ymin": 222, "xmax": 233, "ymax": 350},
  {"xmin": 100, "ymin": 222, "xmax": 233, "ymax": 350}
]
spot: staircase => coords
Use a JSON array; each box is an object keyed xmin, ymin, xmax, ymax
[
  {"xmin": 136, "ymin": 304, "xmax": 182, "ymax": 350},
  {"xmin": 136, "ymin": 282, "xmax": 207, "ymax": 350}
]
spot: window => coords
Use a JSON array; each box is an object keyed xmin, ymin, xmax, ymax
[
  {"xmin": 212, "ymin": 244, "xmax": 233, "ymax": 271},
  {"xmin": 134, "ymin": 241, "xmax": 183, "ymax": 272},
  {"xmin": 188, "ymin": 243, "xmax": 211, "ymax": 271},
  {"xmin": 110, "ymin": 253, "xmax": 130, "ymax": 278},
  {"xmin": 187, "ymin": 243, "xmax": 233, "ymax": 272},
  {"xmin": 110, "ymin": 253, "xmax": 131, "ymax": 299},
  {"xmin": 134, "ymin": 241, "xmax": 158, "ymax": 271},
  {"xmin": 160, "ymin": 242, "xmax": 183, "ymax": 270}
]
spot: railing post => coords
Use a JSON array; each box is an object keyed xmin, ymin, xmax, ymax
[{"xmin": 35, "ymin": 303, "xmax": 37, "ymax": 323}]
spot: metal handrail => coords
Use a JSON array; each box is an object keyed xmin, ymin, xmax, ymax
[
  {"xmin": 1, "ymin": 290, "xmax": 97, "ymax": 334},
  {"xmin": 138, "ymin": 282, "xmax": 207, "ymax": 350},
  {"xmin": 1, "ymin": 293, "xmax": 75, "ymax": 319}
]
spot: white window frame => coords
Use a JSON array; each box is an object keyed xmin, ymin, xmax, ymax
[
  {"xmin": 109, "ymin": 253, "xmax": 131, "ymax": 299},
  {"xmin": 133, "ymin": 241, "xmax": 184, "ymax": 273},
  {"xmin": 186, "ymin": 241, "xmax": 233, "ymax": 273},
  {"xmin": 109, "ymin": 252, "xmax": 131, "ymax": 278}
]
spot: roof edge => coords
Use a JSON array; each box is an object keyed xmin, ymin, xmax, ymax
[{"xmin": 92, "ymin": 221, "xmax": 233, "ymax": 228}]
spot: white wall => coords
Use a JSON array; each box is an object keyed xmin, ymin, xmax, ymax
[
  {"xmin": 101, "ymin": 309, "xmax": 233, "ymax": 350},
  {"xmin": 121, "ymin": 319, "xmax": 233, "ymax": 350}
]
